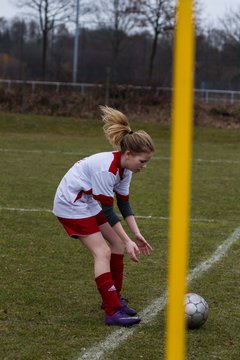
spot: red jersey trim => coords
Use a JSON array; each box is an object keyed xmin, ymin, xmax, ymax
[
  {"xmin": 74, "ymin": 189, "xmax": 92, "ymax": 203},
  {"xmin": 93, "ymin": 194, "xmax": 114, "ymax": 205},
  {"xmin": 115, "ymin": 191, "xmax": 129, "ymax": 202},
  {"xmin": 108, "ymin": 151, "xmax": 124, "ymax": 179}
]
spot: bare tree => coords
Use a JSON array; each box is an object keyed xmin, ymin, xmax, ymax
[
  {"xmin": 93, "ymin": 0, "xmax": 140, "ymax": 82},
  {"xmin": 136, "ymin": 0, "xmax": 175, "ymax": 83},
  {"xmin": 218, "ymin": 6, "xmax": 240, "ymax": 88},
  {"xmin": 15, "ymin": 0, "xmax": 74, "ymax": 79},
  {"xmin": 10, "ymin": 19, "xmax": 27, "ymax": 78},
  {"xmin": 220, "ymin": 6, "xmax": 240, "ymax": 45}
]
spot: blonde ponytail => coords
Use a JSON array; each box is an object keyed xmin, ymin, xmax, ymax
[
  {"xmin": 100, "ymin": 105, "xmax": 155, "ymax": 154},
  {"xmin": 100, "ymin": 105, "xmax": 131, "ymax": 148}
]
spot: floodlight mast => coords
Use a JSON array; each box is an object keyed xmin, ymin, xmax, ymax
[{"xmin": 72, "ymin": 0, "xmax": 80, "ymax": 83}]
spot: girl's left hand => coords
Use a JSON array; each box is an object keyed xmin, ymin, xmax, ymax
[{"xmin": 134, "ymin": 233, "xmax": 153, "ymax": 256}]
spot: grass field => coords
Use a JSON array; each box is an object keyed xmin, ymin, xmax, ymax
[{"xmin": 0, "ymin": 112, "xmax": 240, "ymax": 360}]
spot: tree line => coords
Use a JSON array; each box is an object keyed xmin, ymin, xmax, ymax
[{"xmin": 0, "ymin": 0, "xmax": 240, "ymax": 90}]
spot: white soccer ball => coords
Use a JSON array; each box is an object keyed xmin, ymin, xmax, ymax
[{"xmin": 184, "ymin": 293, "xmax": 209, "ymax": 329}]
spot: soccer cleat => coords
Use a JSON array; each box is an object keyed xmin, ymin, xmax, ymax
[
  {"xmin": 101, "ymin": 294, "xmax": 138, "ymax": 316},
  {"xmin": 119, "ymin": 295, "xmax": 137, "ymax": 316},
  {"xmin": 105, "ymin": 309, "xmax": 141, "ymax": 327}
]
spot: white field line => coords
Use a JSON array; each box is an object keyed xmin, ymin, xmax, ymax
[
  {"xmin": 0, "ymin": 148, "xmax": 239, "ymax": 164},
  {"xmin": 0, "ymin": 206, "xmax": 230, "ymax": 224},
  {"xmin": 152, "ymin": 155, "xmax": 240, "ymax": 164},
  {"xmin": 0, "ymin": 207, "xmax": 52, "ymax": 213},
  {"xmin": 0, "ymin": 148, "xmax": 85, "ymax": 156},
  {"xmin": 78, "ymin": 226, "xmax": 240, "ymax": 360},
  {"xmin": 153, "ymin": 157, "xmax": 240, "ymax": 164}
]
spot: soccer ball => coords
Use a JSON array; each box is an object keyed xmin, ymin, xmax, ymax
[{"xmin": 184, "ymin": 293, "xmax": 209, "ymax": 329}]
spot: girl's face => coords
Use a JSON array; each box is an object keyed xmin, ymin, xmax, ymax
[{"xmin": 122, "ymin": 151, "xmax": 153, "ymax": 173}]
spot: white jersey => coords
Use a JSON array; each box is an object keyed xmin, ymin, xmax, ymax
[{"xmin": 53, "ymin": 151, "xmax": 132, "ymax": 219}]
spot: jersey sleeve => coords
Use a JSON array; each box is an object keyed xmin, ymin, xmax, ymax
[
  {"xmin": 91, "ymin": 171, "xmax": 115, "ymax": 205},
  {"xmin": 113, "ymin": 170, "xmax": 132, "ymax": 201}
]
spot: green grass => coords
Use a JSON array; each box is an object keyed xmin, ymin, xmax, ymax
[{"xmin": 0, "ymin": 112, "xmax": 240, "ymax": 360}]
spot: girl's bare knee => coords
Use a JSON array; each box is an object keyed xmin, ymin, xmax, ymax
[{"xmin": 94, "ymin": 243, "xmax": 111, "ymax": 262}]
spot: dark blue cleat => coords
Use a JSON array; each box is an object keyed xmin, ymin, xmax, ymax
[
  {"xmin": 101, "ymin": 294, "xmax": 138, "ymax": 316},
  {"xmin": 105, "ymin": 310, "xmax": 141, "ymax": 327},
  {"xmin": 119, "ymin": 295, "xmax": 138, "ymax": 316}
]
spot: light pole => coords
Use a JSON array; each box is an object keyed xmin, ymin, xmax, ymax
[{"xmin": 72, "ymin": 0, "xmax": 80, "ymax": 83}]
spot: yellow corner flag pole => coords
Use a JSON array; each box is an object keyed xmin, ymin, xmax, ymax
[{"xmin": 166, "ymin": 1, "xmax": 195, "ymax": 360}]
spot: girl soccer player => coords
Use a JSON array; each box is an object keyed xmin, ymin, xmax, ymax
[{"xmin": 53, "ymin": 106, "xmax": 155, "ymax": 326}]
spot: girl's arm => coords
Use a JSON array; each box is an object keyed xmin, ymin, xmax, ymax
[
  {"xmin": 112, "ymin": 221, "xmax": 140, "ymax": 262},
  {"xmin": 100, "ymin": 202, "xmax": 140, "ymax": 262},
  {"xmin": 101, "ymin": 202, "xmax": 152, "ymax": 261},
  {"xmin": 125, "ymin": 215, "xmax": 153, "ymax": 256},
  {"xmin": 116, "ymin": 197, "xmax": 153, "ymax": 256}
]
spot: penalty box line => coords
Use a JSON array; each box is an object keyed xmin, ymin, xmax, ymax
[
  {"xmin": 77, "ymin": 226, "xmax": 240, "ymax": 360},
  {"xmin": 0, "ymin": 206, "xmax": 233, "ymax": 224}
]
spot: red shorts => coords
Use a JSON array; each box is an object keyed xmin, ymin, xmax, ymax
[{"xmin": 57, "ymin": 211, "xmax": 108, "ymax": 238}]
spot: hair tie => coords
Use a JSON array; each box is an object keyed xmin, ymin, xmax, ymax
[{"xmin": 129, "ymin": 131, "xmax": 133, "ymax": 135}]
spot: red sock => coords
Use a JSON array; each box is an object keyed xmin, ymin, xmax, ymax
[
  {"xmin": 95, "ymin": 272, "xmax": 121, "ymax": 316},
  {"xmin": 110, "ymin": 253, "xmax": 124, "ymax": 294}
]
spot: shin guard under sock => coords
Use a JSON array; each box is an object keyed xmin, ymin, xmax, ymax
[
  {"xmin": 95, "ymin": 272, "xmax": 121, "ymax": 316},
  {"xmin": 110, "ymin": 253, "xmax": 124, "ymax": 294}
]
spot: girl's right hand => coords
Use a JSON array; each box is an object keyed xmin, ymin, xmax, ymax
[{"xmin": 125, "ymin": 239, "xmax": 140, "ymax": 263}]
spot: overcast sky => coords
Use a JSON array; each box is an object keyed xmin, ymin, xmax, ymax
[
  {"xmin": 200, "ymin": 0, "xmax": 239, "ymax": 22},
  {"xmin": 0, "ymin": 0, "xmax": 239, "ymax": 22}
]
